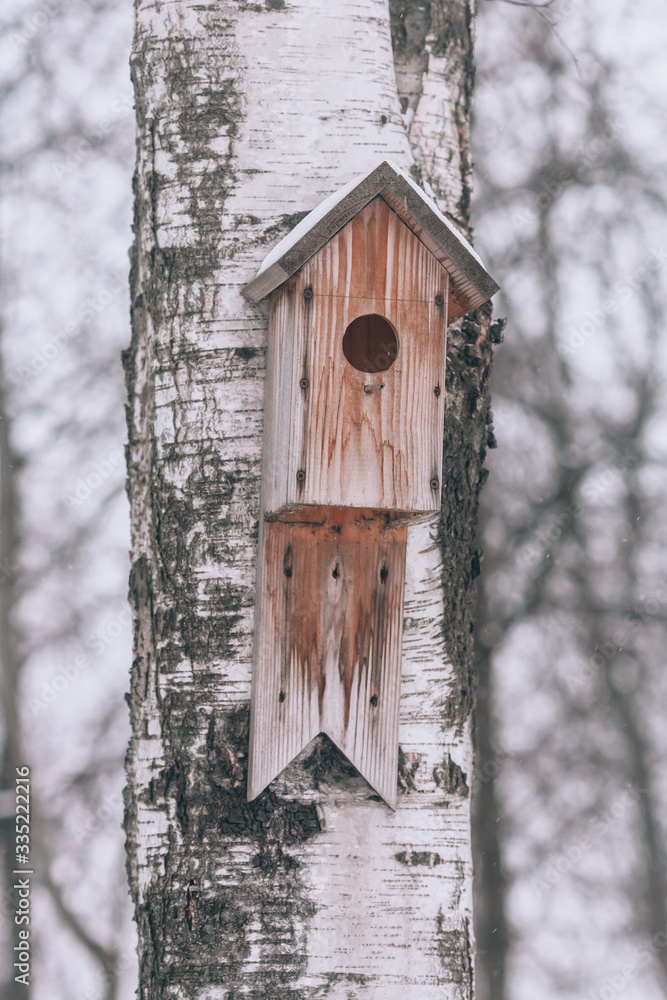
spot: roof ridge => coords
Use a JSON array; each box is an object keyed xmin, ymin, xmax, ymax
[{"xmin": 243, "ymin": 159, "xmax": 499, "ymax": 319}]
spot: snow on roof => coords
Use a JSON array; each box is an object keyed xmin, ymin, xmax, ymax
[
  {"xmin": 243, "ymin": 160, "xmax": 499, "ymax": 318},
  {"xmin": 256, "ymin": 171, "xmax": 364, "ymax": 278}
]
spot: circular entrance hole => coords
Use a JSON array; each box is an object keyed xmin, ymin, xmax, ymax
[{"xmin": 342, "ymin": 314, "xmax": 398, "ymax": 373}]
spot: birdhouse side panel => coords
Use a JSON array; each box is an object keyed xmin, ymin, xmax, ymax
[
  {"xmin": 283, "ymin": 198, "xmax": 448, "ymax": 513},
  {"xmin": 261, "ymin": 277, "xmax": 303, "ymax": 516}
]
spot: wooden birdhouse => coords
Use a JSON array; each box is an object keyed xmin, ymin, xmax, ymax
[{"xmin": 244, "ymin": 160, "xmax": 499, "ymax": 808}]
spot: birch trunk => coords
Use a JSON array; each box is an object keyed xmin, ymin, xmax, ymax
[{"xmin": 124, "ymin": 1, "xmax": 494, "ymax": 996}]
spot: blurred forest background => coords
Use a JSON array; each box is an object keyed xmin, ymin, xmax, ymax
[{"xmin": 0, "ymin": 1, "xmax": 666, "ymax": 999}]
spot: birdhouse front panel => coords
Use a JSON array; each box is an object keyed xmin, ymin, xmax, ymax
[
  {"xmin": 262, "ymin": 197, "xmax": 449, "ymax": 516},
  {"xmin": 248, "ymin": 507, "xmax": 407, "ymax": 808}
]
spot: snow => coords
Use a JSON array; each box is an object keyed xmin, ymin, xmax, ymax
[{"xmin": 256, "ymin": 170, "xmax": 363, "ymax": 275}]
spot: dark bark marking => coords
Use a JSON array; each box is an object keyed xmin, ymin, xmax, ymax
[
  {"xmin": 433, "ymin": 753, "xmax": 469, "ymax": 797},
  {"xmin": 128, "ymin": 555, "xmax": 155, "ymax": 704},
  {"xmin": 397, "ymin": 746, "xmax": 422, "ymax": 793},
  {"xmin": 299, "ymin": 733, "xmax": 364, "ymax": 787},
  {"xmin": 133, "ymin": 704, "xmax": 321, "ymax": 997},
  {"xmin": 395, "ymin": 849, "xmax": 443, "ymax": 866},
  {"xmin": 256, "ymin": 210, "xmax": 311, "ymax": 249},
  {"xmin": 436, "ymin": 911, "xmax": 474, "ymax": 994},
  {"xmin": 437, "ymin": 307, "xmax": 495, "ymax": 732},
  {"xmin": 389, "ymin": 0, "xmax": 431, "ymax": 117}
]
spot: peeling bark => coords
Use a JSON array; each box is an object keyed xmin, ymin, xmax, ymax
[{"xmin": 124, "ymin": 1, "xmax": 493, "ymax": 996}]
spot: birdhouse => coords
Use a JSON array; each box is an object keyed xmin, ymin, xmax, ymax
[{"xmin": 244, "ymin": 161, "xmax": 498, "ymax": 808}]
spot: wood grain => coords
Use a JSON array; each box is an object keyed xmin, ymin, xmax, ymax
[
  {"xmin": 248, "ymin": 508, "xmax": 407, "ymax": 808},
  {"xmin": 252, "ymin": 199, "xmax": 451, "ymax": 803},
  {"xmin": 262, "ymin": 196, "xmax": 449, "ymax": 515}
]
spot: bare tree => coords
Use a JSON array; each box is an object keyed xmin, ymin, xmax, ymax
[
  {"xmin": 0, "ymin": 1, "xmax": 137, "ymax": 996},
  {"xmin": 471, "ymin": 3, "xmax": 667, "ymax": 998}
]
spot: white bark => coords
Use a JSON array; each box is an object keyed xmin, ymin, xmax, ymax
[{"xmin": 124, "ymin": 1, "xmax": 491, "ymax": 996}]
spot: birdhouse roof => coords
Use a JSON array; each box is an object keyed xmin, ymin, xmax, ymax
[{"xmin": 243, "ymin": 160, "xmax": 499, "ymax": 317}]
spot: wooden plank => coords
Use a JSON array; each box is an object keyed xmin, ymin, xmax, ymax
[
  {"xmin": 264, "ymin": 197, "xmax": 449, "ymax": 515},
  {"xmin": 259, "ymin": 273, "xmax": 299, "ymax": 517},
  {"xmin": 248, "ymin": 508, "xmax": 407, "ymax": 809}
]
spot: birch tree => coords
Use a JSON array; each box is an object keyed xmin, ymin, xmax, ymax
[{"xmin": 124, "ymin": 2, "xmax": 500, "ymax": 995}]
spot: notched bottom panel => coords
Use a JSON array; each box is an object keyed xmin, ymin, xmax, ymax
[{"xmin": 248, "ymin": 508, "xmax": 408, "ymax": 808}]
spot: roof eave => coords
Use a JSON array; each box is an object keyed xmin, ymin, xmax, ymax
[{"xmin": 243, "ymin": 161, "xmax": 499, "ymax": 316}]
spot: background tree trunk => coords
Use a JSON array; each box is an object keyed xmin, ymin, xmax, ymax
[
  {"xmin": 123, "ymin": 1, "xmax": 495, "ymax": 996},
  {"xmin": 0, "ymin": 336, "xmax": 25, "ymax": 1000}
]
